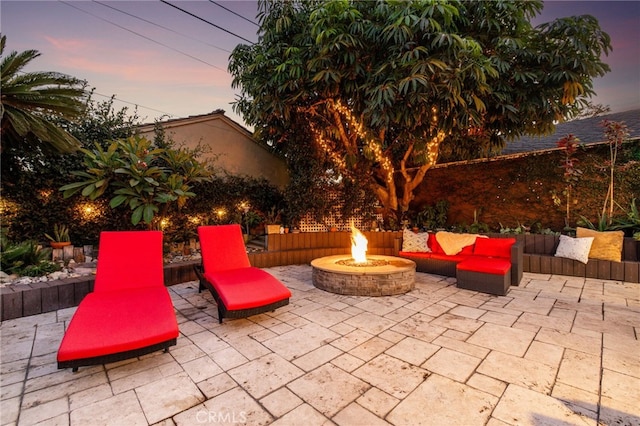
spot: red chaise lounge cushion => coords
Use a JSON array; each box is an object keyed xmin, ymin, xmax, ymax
[
  {"xmin": 204, "ymin": 268, "xmax": 292, "ymax": 311},
  {"xmin": 57, "ymin": 287, "xmax": 178, "ymax": 362},
  {"xmin": 57, "ymin": 231, "xmax": 179, "ymax": 369}
]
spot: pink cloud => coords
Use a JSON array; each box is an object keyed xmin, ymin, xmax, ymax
[
  {"xmin": 42, "ymin": 36, "xmax": 229, "ymax": 87},
  {"xmin": 44, "ymin": 36, "xmax": 92, "ymax": 52}
]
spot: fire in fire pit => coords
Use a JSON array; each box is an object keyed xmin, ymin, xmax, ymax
[
  {"xmin": 310, "ymin": 226, "xmax": 416, "ymax": 296},
  {"xmin": 336, "ymin": 224, "xmax": 391, "ymax": 267},
  {"xmin": 350, "ymin": 224, "xmax": 368, "ymax": 263}
]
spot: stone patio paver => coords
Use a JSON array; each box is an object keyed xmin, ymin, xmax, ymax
[
  {"xmin": 387, "ymin": 374, "xmax": 497, "ymax": 426},
  {"xmin": 492, "ymin": 384, "xmax": 593, "ymax": 425},
  {"xmin": 135, "ymin": 372, "xmax": 204, "ymax": 424},
  {"xmin": 1, "ymin": 267, "xmax": 639, "ymax": 425},
  {"xmin": 287, "ymin": 363, "xmax": 369, "ymax": 417},
  {"xmin": 467, "ymin": 322, "xmax": 535, "ymax": 357}
]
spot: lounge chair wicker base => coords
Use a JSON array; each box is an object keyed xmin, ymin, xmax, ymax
[
  {"xmin": 58, "ymin": 339, "xmax": 176, "ymax": 372},
  {"xmin": 194, "ymin": 264, "xmax": 290, "ymax": 323}
]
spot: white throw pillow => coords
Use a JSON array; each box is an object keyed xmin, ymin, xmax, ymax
[
  {"xmin": 554, "ymin": 235, "xmax": 594, "ymax": 264},
  {"xmin": 402, "ymin": 228, "xmax": 431, "ymax": 252}
]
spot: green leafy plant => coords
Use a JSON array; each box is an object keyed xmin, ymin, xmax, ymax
[
  {"xmin": 577, "ymin": 212, "xmax": 614, "ymax": 232},
  {"xmin": 417, "ymin": 200, "xmax": 449, "ymax": 230},
  {"xmin": 19, "ymin": 261, "xmax": 62, "ymax": 277},
  {"xmin": 60, "ymin": 136, "xmax": 211, "ymax": 227},
  {"xmin": 243, "ymin": 210, "xmax": 264, "ymax": 235},
  {"xmin": 265, "ymin": 206, "xmax": 283, "ymax": 224},
  {"xmin": 469, "ymin": 209, "xmax": 490, "ymax": 233},
  {"xmin": 612, "ymin": 198, "xmax": 640, "ymax": 240},
  {"xmin": 499, "ymin": 223, "xmax": 529, "ymax": 234},
  {"xmin": 1, "ymin": 230, "xmax": 61, "ymax": 276},
  {"xmin": 44, "ymin": 223, "xmax": 70, "ymax": 242}
]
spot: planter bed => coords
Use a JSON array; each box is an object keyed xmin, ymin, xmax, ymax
[
  {"xmin": 1, "ymin": 261, "xmax": 200, "ymax": 321},
  {"xmin": 2, "ymin": 231, "xmax": 401, "ymax": 321}
]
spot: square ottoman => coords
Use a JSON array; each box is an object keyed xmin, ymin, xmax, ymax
[{"xmin": 456, "ymin": 257, "xmax": 511, "ymax": 296}]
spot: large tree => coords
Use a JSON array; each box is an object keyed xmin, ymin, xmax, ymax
[
  {"xmin": 0, "ymin": 34, "xmax": 87, "ymax": 154},
  {"xmin": 229, "ymin": 0, "xmax": 611, "ymax": 220}
]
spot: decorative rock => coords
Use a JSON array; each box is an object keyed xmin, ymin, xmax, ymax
[
  {"xmin": 48, "ymin": 271, "xmax": 67, "ymax": 281},
  {"xmin": 0, "ymin": 271, "xmax": 11, "ymax": 282},
  {"xmin": 0, "ymin": 251, "xmax": 195, "ymax": 288},
  {"xmin": 73, "ymin": 267, "xmax": 95, "ymax": 276}
]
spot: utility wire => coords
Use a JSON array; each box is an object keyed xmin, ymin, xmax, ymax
[
  {"xmin": 159, "ymin": 0, "xmax": 255, "ymax": 44},
  {"xmin": 92, "ymin": 1, "xmax": 232, "ymax": 54},
  {"xmin": 15, "ymin": 68, "xmax": 178, "ymax": 118},
  {"xmin": 209, "ymin": 0, "xmax": 259, "ymax": 27},
  {"xmin": 91, "ymin": 90, "xmax": 177, "ymax": 117},
  {"xmin": 59, "ymin": 1, "xmax": 228, "ymax": 71}
]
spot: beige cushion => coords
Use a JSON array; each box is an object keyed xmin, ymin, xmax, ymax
[
  {"xmin": 554, "ymin": 235, "xmax": 594, "ymax": 264},
  {"xmin": 401, "ymin": 228, "xmax": 430, "ymax": 252},
  {"xmin": 576, "ymin": 227, "xmax": 624, "ymax": 262}
]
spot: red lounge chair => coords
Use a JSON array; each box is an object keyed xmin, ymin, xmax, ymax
[
  {"xmin": 57, "ymin": 231, "xmax": 179, "ymax": 371},
  {"xmin": 194, "ymin": 224, "xmax": 291, "ymax": 323}
]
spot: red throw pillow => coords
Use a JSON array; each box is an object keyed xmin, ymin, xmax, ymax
[
  {"xmin": 473, "ymin": 238, "xmax": 515, "ymax": 259},
  {"xmin": 428, "ymin": 233, "xmax": 444, "ymax": 254},
  {"xmin": 459, "ymin": 244, "xmax": 475, "ymax": 255}
]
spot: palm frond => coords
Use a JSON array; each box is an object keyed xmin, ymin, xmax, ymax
[{"xmin": 1, "ymin": 34, "xmax": 87, "ymax": 153}]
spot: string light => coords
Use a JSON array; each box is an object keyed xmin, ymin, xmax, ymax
[
  {"xmin": 309, "ymin": 122, "xmax": 347, "ymax": 171},
  {"xmin": 331, "ymin": 99, "xmax": 393, "ymax": 183},
  {"xmin": 75, "ymin": 201, "xmax": 104, "ymax": 222},
  {"xmin": 310, "ymin": 99, "xmax": 444, "ymax": 180},
  {"xmin": 159, "ymin": 217, "xmax": 171, "ymax": 230},
  {"xmin": 188, "ymin": 215, "xmax": 202, "ymax": 225}
]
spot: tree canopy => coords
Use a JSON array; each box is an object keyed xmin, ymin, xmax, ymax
[
  {"xmin": 0, "ymin": 34, "xmax": 87, "ymax": 154},
  {"xmin": 229, "ymin": 0, "xmax": 611, "ymax": 220}
]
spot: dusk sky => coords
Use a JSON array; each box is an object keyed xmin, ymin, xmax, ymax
[{"xmin": 2, "ymin": 1, "xmax": 639, "ymax": 128}]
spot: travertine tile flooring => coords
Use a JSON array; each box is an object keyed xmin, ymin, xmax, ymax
[{"xmin": 1, "ymin": 267, "xmax": 639, "ymax": 425}]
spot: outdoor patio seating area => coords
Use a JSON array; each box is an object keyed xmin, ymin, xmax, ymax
[{"xmin": 1, "ymin": 266, "xmax": 639, "ymax": 425}]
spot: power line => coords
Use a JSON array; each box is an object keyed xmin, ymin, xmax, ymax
[
  {"xmin": 209, "ymin": 1, "xmax": 259, "ymax": 27},
  {"xmin": 59, "ymin": 1, "xmax": 228, "ymax": 71},
  {"xmin": 92, "ymin": 1, "xmax": 232, "ymax": 54},
  {"xmin": 159, "ymin": 0, "xmax": 255, "ymax": 45},
  {"xmin": 90, "ymin": 90, "xmax": 177, "ymax": 117},
  {"xmin": 15, "ymin": 68, "xmax": 179, "ymax": 118}
]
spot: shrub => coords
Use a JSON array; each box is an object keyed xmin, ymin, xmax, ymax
[{"xmin": 0, "ymin": 230, "xmax": 61, "ymax": 276}]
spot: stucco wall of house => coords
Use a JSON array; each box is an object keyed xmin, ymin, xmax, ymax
[{"xmin": 138, "ymin": 113, "xmax": 289, "ymax": 188}]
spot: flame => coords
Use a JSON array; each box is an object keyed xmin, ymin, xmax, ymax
[{"xmin": 350, "ymin": 224, "xmax": 368, "ymax": 263}]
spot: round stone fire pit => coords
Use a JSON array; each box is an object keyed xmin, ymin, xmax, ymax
[{"xmin": 311, "ymin": 255, "xmax": 416, "ymax": 296}]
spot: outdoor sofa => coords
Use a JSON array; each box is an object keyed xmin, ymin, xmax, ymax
[{"xmin": 395, "ymin": 230, "xmax": 523, "ymax": 296}]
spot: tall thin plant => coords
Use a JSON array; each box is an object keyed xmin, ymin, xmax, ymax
[
  {"xmin": 556, "ymin": 134, "xmax": 582, "ymax": 227},
  {"xmin": 600, "ymin": 120, "xmax": 629, "ymax": 225}
]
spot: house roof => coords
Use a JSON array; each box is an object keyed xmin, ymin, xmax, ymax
[
  {"xmin": 136, "ymin": 110, "xmax": 281, "ymax": 154},
  {"xmin": 138, "ymin": 109, "xmax": 253, "ymax": 137},
  {"xmin": 501, "ymin": 108, "xmax": 640, "ymax": 154}
]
